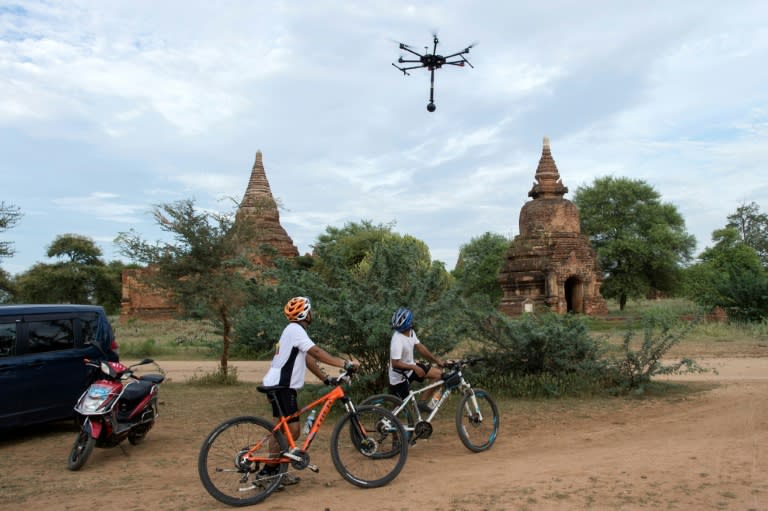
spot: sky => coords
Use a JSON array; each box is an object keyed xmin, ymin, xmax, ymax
[{"xmin": 2, "ymin": 1, "xmax": 767, "ymax": 276}]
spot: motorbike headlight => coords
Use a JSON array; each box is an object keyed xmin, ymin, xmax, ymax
[{"xmin": 82, "ymin": 385, "xmax": 110, "ymax": 412}]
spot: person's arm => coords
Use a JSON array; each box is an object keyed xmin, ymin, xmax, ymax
[
  {"xmin": 415, "ymin": 343, "xmax": 443, "ymax": 367},
  {"xmin": 305, "ymin": 353, "xmax": 328, "ymax": 381},
  {"xmin": 307, "ymin": 345, "xmax": 359, "ymax": 371},
  {"xmin": 391, "ymin": 358, "xmax": 426, "ymax": 377}
]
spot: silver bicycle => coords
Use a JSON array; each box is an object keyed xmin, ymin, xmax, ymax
[{"xmin": 359, "ymin": 357, "xmax": 499, "ymax": 452}]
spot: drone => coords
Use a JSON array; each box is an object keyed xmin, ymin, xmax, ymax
[{"xmin": 392, "ymin": 34, "xmax": 475, "ymax": 112}]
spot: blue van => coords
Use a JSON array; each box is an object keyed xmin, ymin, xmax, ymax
[{"xmin": 0, "ymin": 304, "xmax": 120, "ymax": 429}]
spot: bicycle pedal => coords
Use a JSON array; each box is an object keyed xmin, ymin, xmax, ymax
[{"xmin": 308, "ymin": 464, "xmax": 319, "ymax": 473}]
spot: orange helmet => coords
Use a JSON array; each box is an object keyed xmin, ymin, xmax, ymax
[{"xmin": 284, "ymin": 296, "xmax": 312, "ymax": 322}]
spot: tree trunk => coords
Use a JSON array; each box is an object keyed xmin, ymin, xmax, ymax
[
  {"xmin": 219, "ymin": 304, "xmax": 231, "ymax": 375},
  {"xmin": 619, "ymin": 293, "xmax": 627, "ymax": 311}
]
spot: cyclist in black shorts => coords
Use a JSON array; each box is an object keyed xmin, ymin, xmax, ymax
[{"xmin": 388, "ymin": 307, "xmax": 444, "ymax": 409}]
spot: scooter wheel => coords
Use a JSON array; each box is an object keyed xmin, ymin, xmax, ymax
[
  {"xmin": 67, "ymin": 429, "xmax": 96, "ymax": 471},
  {"xmin": 128, "ymin": 422, "xmax": 152, "ymax": 445}
]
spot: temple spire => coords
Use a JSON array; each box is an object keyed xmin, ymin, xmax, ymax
[
  {"xmin": 240, "ymin": 150, "xmax": 278, "ymax": 218},
  {"xmin": 528, "ymin": 136, "xmax": 568, "ymax": 199}
]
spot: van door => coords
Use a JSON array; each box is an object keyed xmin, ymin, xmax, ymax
[
  {"xmin": 0, "ymin": 318, "xmax": 22, "ymax": 425},
  {"xmin": 14, "ymin": 315, "xmax": 85, "ymax": 425}
]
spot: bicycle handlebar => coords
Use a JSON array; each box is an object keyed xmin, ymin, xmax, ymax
[{"xmin": 443, "ymin": 356, "xmax": 484, "ymax": 370}]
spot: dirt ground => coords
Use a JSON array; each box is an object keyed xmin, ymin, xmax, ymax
[{"xmin": 1, "ymin": 356, "xmax": 767, "ymax": 511}]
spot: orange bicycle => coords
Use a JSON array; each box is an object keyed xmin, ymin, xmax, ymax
[{"xmin": 198, "ymin": 368, "xmax": 408, "ymax": 506}]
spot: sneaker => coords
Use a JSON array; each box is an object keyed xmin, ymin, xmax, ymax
[
  {"xmin": 417, "ymin": 401, "xmax": 432, "ymax": 413},
  {"xmin": 257, "ymin": 466, "xmax": 301, "ymax": 491},
  {"xmin": 273, "ymin": 473, "xmax": 301, "ymax": 492},
  {"xmin": 280, "ymin": 473, "xmax": 301, "ymax": 486}
]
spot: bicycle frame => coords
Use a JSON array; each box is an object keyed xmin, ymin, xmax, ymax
[
  {"xmin": 395, "ymin": 368, "xmax": 485, "ymax": 424},
  {"xmin": 245, "ymin": 383, "xmax": 355, "ymax": 466}
]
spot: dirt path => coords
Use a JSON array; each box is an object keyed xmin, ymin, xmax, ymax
[{"xmin": 1, "ymin": 357, "xmax": 766, "ymax": 511}]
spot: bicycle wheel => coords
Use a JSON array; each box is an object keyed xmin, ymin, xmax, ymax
[
  {"xmin": 330, "ymin": 405, "xmax": 408, "ymax": 488},
  {"xmin": 358, "ymin": 393, "xmax": 415, "ymax": 452},
  {"xmin": 198, "ymin": 416, "xmax": 288, "ymax": 506},
  {"xmin": 455, "ymin": 389, "xmax": 499, "ymax": 452}
]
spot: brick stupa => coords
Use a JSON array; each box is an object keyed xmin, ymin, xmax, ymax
[
  {"xmin": 120, "ymin": 150, "xmax": 298, "ymax": 318},
  {"xmin": 235, "ymin": 150, "xmax": 299, "ymax": 263},
  {"xmin": 498, "ymin": 137, "xmax": 608, "ymax": 316}
]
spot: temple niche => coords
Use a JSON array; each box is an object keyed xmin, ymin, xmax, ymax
[
  {"xmin": 498, "ymin": 137, "xmax": 608, "ymax": 316},
  {"xmin": 120, "ymin": 150, "xmax": 298, "ymax": 319}
]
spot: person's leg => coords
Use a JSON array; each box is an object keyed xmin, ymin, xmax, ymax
[
  {"xmin": 424, "ymin": 367, "xmax": 443, "ymax": 403},
  {"xmin": 264, "ymin": 389, "xmax": 299, "ymax": 473},
  {"xmin": 389, "ymin": 380, "xmax": 410, "ymax": 400}
]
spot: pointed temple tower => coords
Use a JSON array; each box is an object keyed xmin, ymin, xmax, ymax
[
  {"xmin": 498, "ymin": 137, "xmax": 608, "ymax": 316},
  {"xmin": 120, "ymin": 150, "xmax": 298, "ymax": 318},
  {"xmin": 235, "ymin": 150, "xmax": 299, "ymax": 262}
]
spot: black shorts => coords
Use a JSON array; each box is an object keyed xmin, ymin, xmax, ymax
[
  {"xmin": 389, "ymin": 362, "xmax": 431, "ymax": 400},
  {"xmin": 267, "ymin": 388, "xmax": 299, "ymax": 423}
]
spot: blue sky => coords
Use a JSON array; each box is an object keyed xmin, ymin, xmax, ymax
[{"xmin": 2, "ymin": 1, "xmax": 767, "ymax": 276}]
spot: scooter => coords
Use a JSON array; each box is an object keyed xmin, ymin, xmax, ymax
[{"xmin": 67, "ymin": 358, "xmax": 164, "ymax": 470}]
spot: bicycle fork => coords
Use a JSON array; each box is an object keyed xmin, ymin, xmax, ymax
[{"xmin": 463, "ymin": 390, "xmax": 485, "ymax": 422}]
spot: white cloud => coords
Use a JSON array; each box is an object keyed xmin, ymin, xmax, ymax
[{"xmin": 2, "ymin": 0, "xmax": 767, "ymax": 276}]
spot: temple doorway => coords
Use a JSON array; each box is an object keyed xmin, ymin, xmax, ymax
[{"xmin": 564, "ymin": 276, "xmax": 584, "ymax": 313}]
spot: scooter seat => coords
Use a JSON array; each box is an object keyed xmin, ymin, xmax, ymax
[
  {"xmin": 122, "ymin": 380, "xmax": 156, "ymax": 402},
  {"xmin": 140, "ymin": 373, "xmax": 165, "ymax": 384}
]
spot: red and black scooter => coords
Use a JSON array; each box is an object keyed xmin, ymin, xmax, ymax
[{"xmin": 67, "ymin": 358, "xmax": 164, "ymax": 470}]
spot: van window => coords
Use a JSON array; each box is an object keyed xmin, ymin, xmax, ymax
[
  {"xmin": 26, "ymin": 319, "xmax": 76, "ymax": 354},
  {"xmin": 82, "ymin": 315, "xmax": 99, "ymax": 345},
  {"xmin": 0, "ymin": 322, "xmax": 15, "ymax": 357}
]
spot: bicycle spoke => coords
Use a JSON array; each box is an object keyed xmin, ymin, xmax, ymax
[
  {"xmin": 455, "ymin": 389, "xmax": 499, "ymax": 452},
  {"xmin": 198, "ymin": 416, "xmax": 287, "ymax": 506},
  {"xmin": 330, "ymin": 405, "xmax": 408, "ymax": 488}
]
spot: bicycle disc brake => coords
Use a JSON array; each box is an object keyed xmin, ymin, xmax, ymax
[{"xmin": 414, "ymin": 421, "xmax": 433, "ymax": 440}]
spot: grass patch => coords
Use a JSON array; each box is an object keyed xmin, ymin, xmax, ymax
[{"xmin": 112, "ymin": 317, "xmax": 218, "ymax": 360}]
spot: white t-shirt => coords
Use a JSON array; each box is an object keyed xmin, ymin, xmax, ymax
[
  {"xmin": 388, "ymin": 330, "xmax": 420, "ymax": 385},
  {"xmin": 263, "ymin": 322, "xmax": 316, "ymax": 389}
]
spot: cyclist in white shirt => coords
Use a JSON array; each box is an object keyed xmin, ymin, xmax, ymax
[
  {"xmin": 388, "ymin": 307, "xmax": 444, "ymax": 409},
  {"xmin": 260, "ymin": 296, "xmax": 358, "ymax": 484}
]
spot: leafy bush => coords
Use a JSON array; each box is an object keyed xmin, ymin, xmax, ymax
[
  {"xmin": 605, "ymin": 308, "xmax": 706, "ymax": 394},
  {"xmin": 469, "ymin": 311, "xmax": 610, "ymax": 396}
]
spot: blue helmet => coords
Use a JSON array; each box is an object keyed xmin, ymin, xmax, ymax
[{"xmin": 391, "ymin": 307, "xmax": 414, "ymax": 333}]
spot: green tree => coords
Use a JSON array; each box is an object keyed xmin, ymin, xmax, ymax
[
  {"xmin": 116, "ymin": 199, "xmax": 258, "ymax": 374},
  {"xmin": 452, "ymin": 232, "xmax": 508, "ymax": 305},
  {"xmin": 573, "ymin": 176, "xmax": 696, "ymax": 310},
  {"xmin": 0, "ymin": 202, "xmax": 22, "ymax": 301},
  {"xmin": 14, "ymin": 234, "xmax": 122, "ymax": 312},
  {"xmin": 235, "ymin": 221, "xmax": 465, "ymax": 392},
  {"xmin": 684, "ymin": 226, "xmax": 767, "ymax": 321},
  {"xmin": 726, "ymin": 202, "xmax": 768, "ymax": 267}
]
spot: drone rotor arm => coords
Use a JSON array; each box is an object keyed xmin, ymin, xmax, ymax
[
  {"xmin": 443, "ymin": 48, "xmax": 470, "ymax": 60},
  {"xmin": 394, "ymin": 63, "xmax": 426, "ymax": 71},
  {"xmin": 400, "ymin": 45, "xmax": 425, "ymax": 58},
  {"xmin": 392, "ymin": 63, "xmax": 428, "ymax": 75},
  {"xmin": 445, "ymin": 56, "xmax": 473, "ymax": 69}
]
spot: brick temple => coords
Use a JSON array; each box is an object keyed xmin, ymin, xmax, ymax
[
  {"xmin": 120, "ymin": 150, "xmax": 298, "ymax": 318},
  {"xmin": 498, "ymin": 138, "xmax": 608, "ymax": 316}
]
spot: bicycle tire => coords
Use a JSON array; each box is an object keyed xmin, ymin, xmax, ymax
[
  {"xmin": 198, "ymin": 415, "xmax": 288, "ymax": 506},
  {"xmin": 330, "ymin": 405, "xmax": 408, "ymax": 488},
  {"xmin": 455, "ymin": 389, "xmax": 499, "ymax": 452}
]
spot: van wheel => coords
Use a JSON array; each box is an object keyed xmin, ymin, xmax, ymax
[{"xmin": 67, "ymin": 430, "xmax": 95, "ymax": 470}]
